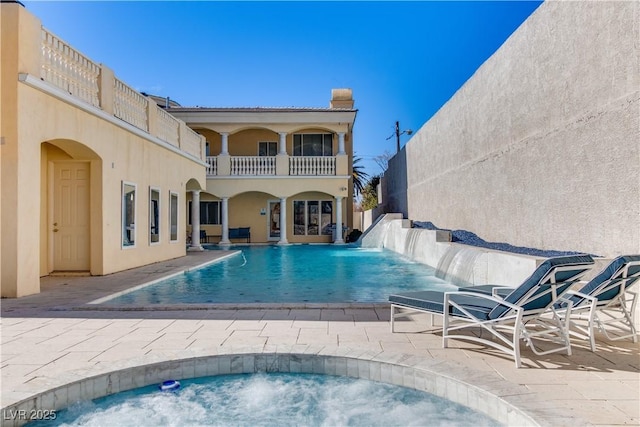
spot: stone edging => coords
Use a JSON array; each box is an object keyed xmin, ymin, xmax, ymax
[{"xmin": 2, "ymin": 349, "xmax": 585, "ymax": 427}]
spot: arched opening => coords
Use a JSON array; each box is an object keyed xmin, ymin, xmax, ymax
[{"xmin": 41, "ymin": 139, "xmax": 102, "ymax": 275}]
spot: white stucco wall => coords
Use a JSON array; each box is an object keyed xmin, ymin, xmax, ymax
[{"xmin": 383, "ymin": 1, "xmax": 639, "ymax": 257}]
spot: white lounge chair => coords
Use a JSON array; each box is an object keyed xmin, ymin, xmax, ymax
[
  {"xmin": 389, "ymin": 255, "xmax": 595, "ymax": 368},
  {"xmin": 556, "ymin": 255, "xmax": 640, "ymax": 351}
]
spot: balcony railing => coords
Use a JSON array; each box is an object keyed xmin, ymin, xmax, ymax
[
  {"xmin": 41, "ymin": 28, "xmax": 100, "ymax": 108},
  {"xmin": 231, "ymin": 156, "xmax": 276, "ymax": 175},
  {"xmin": 114, "ymin": 78, "xmax": 149, "ymax": 131},
  {"xmin": 156, "ymin": 107, "xmax": 180, "ymax": 147},
  {"xmin": 37, "ymin": 27, "xmax": 205, "ymax": 162},
  {"xmin": 206, "ymin": 155, "xmax": 342, "ymax": 177},
  {"xmin": 290, "ymin": 156, "xmax": 335, "ymax": 175},
  {"xmin": 206, "ymin": 156, "xmax": 218, "ymax": 175}
]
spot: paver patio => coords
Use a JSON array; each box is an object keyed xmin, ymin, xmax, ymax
[{"xmin": 1, "ymin": 251, "xmax": 638, "ymax": 426}]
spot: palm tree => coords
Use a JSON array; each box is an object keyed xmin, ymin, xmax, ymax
[{"xmin": 352, "ymin": 155, "xmax": 369, "ymax": 197}]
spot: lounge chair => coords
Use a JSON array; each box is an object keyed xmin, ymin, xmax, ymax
[
  {"xmin": 555, "ymin": 255, "xmax": 640, "ymax": 351},
  {"xmin": 464, "ymin": 255, "xmax": 640, "ymax": 351},
  {"xmin": 389, "ymin": 255, "xmax": 595, "ymax": 368}
]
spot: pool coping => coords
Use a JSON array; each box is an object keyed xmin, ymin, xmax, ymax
[
  {"xmin": 0, "ymin": 348, "xmax": 582, "ymax": 427},
  {"xmin": 87, "ymin": 250, "xmax": 242, "ymax": 305}
]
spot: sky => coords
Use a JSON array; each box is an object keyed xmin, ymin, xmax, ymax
[{"xmin": 22, "ymin": 0, "xmax": 542, "ymax": 177}]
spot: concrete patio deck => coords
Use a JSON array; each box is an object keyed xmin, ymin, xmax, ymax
[{"xmin": 1, "ymin": 251, "xmax": 638, "ymax": 426}]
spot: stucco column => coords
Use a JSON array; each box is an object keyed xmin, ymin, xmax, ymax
[
  {"xmin": 276, "ymin": 133, "xmax": 289, "ymax": 175},
  {"xmin": 189, "ymin": 190, "xmax": 203, "ymax": 251},
  {"xmin": 220, "ymin": 132, "xmax": 229, "ymax": 155},
  {"xmin": 334, "ymin": 196, "xmax": 344, "ymax": 244},
  {"xmin": 278, "ymin": 132, "xmax": 287, "ymax": 154},
  {"xmin": 337, "ymin": 132, "xmax": 346, "ymax": 155},
  {"xmin": 277, "ymin": 197, "xmax": 289, "ymax": 245},
  {"xmin": 219, "ymin": 197, "xmax": 230, "ymax": 245}
]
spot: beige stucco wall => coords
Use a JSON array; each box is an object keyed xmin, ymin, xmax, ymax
[
  {"xmin": 8, "ymin": 82, "xmax": 205, "ymax": 295},
  {"xmin": 1, "ymin": 4, "xmax": 41, "ymax": 296},
  {"xmin": 191, "ymin": 188, "xmax": 349, "ymax": 244},
  {"xmin": 383, "ymin": 1, "xmax": 639, "ymax": 257},
  {"xmin": 1, "ymin": 3, "xmax": 206, "ymax": 297}
]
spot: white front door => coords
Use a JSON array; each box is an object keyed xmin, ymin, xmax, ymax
[{"xmin": 53, "ymin": 161, "xmax": 90, "ymax": 271}]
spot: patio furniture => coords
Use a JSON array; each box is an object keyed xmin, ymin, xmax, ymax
[
  {"xmin": 229, "ymin": 227, "xmax": 251, "ymax": 243},
  {"xmin": 555, "ymin": 255, "xmax": 640, "ymax": 351},
  {"xmin": 389, "ymin": 255, "xmax": 595, "ymax": 368}
]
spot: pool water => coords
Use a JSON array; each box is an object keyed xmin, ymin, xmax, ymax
[
  {"xmin": 28, "ymin": 373, "xmax": 501, "ymax": 427},
  {"xmin": 103, "ymin": 245, "xmax": 455, "ymax": 305}
]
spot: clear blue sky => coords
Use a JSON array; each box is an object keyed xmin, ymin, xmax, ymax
[{"xmin": 23, "ymin": 1, "xmax": 542, "ymax": 177}]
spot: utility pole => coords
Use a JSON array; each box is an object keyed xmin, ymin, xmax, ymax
[{"xmin": 387, "ymin": 121, "xmax": 413, "ymax": 154}]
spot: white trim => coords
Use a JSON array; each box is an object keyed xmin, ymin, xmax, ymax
[
  {"xmin": 122, "ymin": 181, "xmax": 137, "ymax": 249},
  {"xmin": 47, "ymin": 161, "xmax": 55, "ymax": 272},
  {"xmin": 169, "ymin": 191, "xmax": 179, "ymax": 243},
  {"xmin": 18, "ymin": 73, "xmax": 207, "ymax": 167},
  {"xmin": 149, "ymin": 187, "xmax": 161, "ymax": 246}
]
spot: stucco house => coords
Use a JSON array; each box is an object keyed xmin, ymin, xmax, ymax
[
  {"xmin": 167, "ymin": 91, "xmax": 357, "ymax": 247},
  {"xmin": 0, "ymin": 2, "xmax": 356, "ymax": 297}
]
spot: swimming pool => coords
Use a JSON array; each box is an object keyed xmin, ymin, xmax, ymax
[
  {"xmin": 101, "ymin": 245, "xmax": 455, "ymax": 305},
  {"xmin": 27, "ymin": 373, "xmax": 501, "ymax": 426}
]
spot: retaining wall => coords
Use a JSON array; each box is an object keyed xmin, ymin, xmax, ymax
[{"xmin": 382, "ymin": 1, "xmax": 639, "ymax": 257}]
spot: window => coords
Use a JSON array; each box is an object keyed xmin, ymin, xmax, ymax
[
  {"xmin": 188, "ymin": 201, "xmax": 221, "ymax": 225},
  {"xmin": 169, "ymin": 192, "xmax": 178, "ymax": 242},
  {"xmin": 293, "ymin": 134, "xmax": 333, "ymax": 156},
  {"xmin": 149, "ymin": 188, "xmax": 160, "ymax": 244},
  {"xmin": 258, "ymin": 141, "xmax": 277, "ymax": 156},
  {"xmin": 122, "ymin": 182, "xmax": 136, "ymax": 247},
  {"xmin": 293, "ymin": 200, "xmax": 333, "ymax": 235}
]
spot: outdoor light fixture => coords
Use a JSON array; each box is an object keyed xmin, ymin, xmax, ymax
[{"xmin": 386, "ymin": 121, "xmax": 413, "ymax": 153}]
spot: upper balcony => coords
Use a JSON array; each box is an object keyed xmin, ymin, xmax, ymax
[
  {"xmin": 17, "ymin": 24, "xmax": 206, "ymax": 162},
  {"xmin": 205, "ymin": 154, "xmax": 348, "ymax": 177},
  {"xmin": 167, "ymin": 105, "xmax": 357, "ymax": 179},
  {"xmin": 166, "ymin": 91, "xmax": 357, "ymax": 179}
]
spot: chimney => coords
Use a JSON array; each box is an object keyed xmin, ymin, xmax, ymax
[{"xmin": 330, "ymin": 88, "xmax": 354, "ymax": 109}]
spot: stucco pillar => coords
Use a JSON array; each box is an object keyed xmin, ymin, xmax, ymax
[
  {"xmin": 218, "ymin": 132, "xmax": 231, "ymax": 175},
  {"xmin": 188, "ymin": 190, "xmax": 203, "ymax": 251},
  {"xmin": 278, "ymin": 132, "xmax": 287, "ymax": 154},
  {"xmin": 335, "ymin": 154, "xmax": 348, "ymax": 175},
  {"xmin": 277, "ymin": 197, "xmax": 289, "ymax": 245},
  {"xmin": 275, "ymin": 132, "xmax": 289, "ymax": 175},
  {"xmin": 334, "ymin": 196, "xmax": 344, "ymax": 244},
  {"xmin": 337, "ymin": 132, "xmax": 346, "ymax": 155},
  {"xmin": 146, "ymin": 100, "xmax": 157, "ymax": 136},
  {"xmin": 98, "ymin": 65, "xmax": 115, "ymax": 115},
  {"xmin": 220, "ymin": 132, "xmax": 229, "ymax": 155},
  {"xmin": 1, "ymin": 3, "xmax": 42, "ymax": 297},
  {"xmin": 219, "ymin": 197, "xmax": 230, "ymax": 245}
]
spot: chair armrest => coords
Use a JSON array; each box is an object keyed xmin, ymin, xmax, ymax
[
  {"xmin": 566, "ymin": 289, "xmax": 594, "ymax": 300},
  {"xmin": 444, "ymin": 290, "xmax": 522, "ymax": 317},
  {"xmin": 459, "ymin": 285, "xmax": 513, "ymax": 299}
]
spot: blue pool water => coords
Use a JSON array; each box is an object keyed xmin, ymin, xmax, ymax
[
  {"xmin": 28, "ymin": 373, "xmax": 501, "ymax": 426},
  {"xmin": 103, "ymin": 245, "xmax": 455, "ymax": 305}
]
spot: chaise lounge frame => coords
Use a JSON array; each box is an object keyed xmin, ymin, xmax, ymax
[
  {"xmin": 390, "ymin": 255, "xmax": 595, "ymax": 368},
  {"xmin": 557, "ymin": 255, "xmax": 640, "ymax": 351}
]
